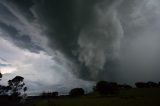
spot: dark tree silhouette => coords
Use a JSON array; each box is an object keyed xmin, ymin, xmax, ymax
[
  {"xmin": 0, "ymin": 72, "xmax": 10, "ymax": 95},
  {"xmin": 23, "ymin": 87, "xmax": 27, "ymax": 93},
  {"xmin": 94, "ymin": 81, "xmax": 119, "ymax": 95},
  {"xmin": 41, "ymin": 91, "xmax": 58, "ymax": 98},
  {"xmin": 0, "ymin": 85, "xmax": 10, "ymax": 95},
  {"xmin": 94, "ymin": 81, "xmax": 108, "ymax": 94},
  {"xmin": 135, "ymin": 82, "xmax": 159, "ymax": 88},
  {"xmin": 0, "ymin": 72, "xmax": 7, "ymax": 95},
  {"xmin": 8, "ymin": 76, "xmax": 27, "ymax": 97},
  {"xmin": 0, "ymin": 72, "xmax": 2, "ymax": 81},
  {"xmin": 69, "ymin": 88, "xmax": 85, "ymax": 96},
  {"xmin": 135, "ymin": 82, "xmax": 148, "ymax": 88},
  {"xmin": 0, "ymin": 73, "xmax": 27, "ymax": 99},
  {"xmin": 147, "ymin": 81, "xmax": 159, "ymax": 87}
]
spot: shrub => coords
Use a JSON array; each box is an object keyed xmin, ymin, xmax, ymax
[
  {"xmin": 135, "ymin": 82, "xmax": 148, "ymax": 88},
  {"xmin": 147, "ymin": 81, "xmax": 158, "ymax": 87},
  {"xmin": 41, "ymin": 91, "xmax": 58, "ymax": 98},
  {"xmin": 135, "ymin": 82, "xmax": 159, "ymax": 88},
  {"xmin": 69, "ymin": 88, "xmax": 85, "ymax": 96},
  {"xmin": 94, "ymin": 81, "xmax": 119, "ymax": 95}
]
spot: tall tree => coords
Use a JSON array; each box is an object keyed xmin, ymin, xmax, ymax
[
  {"xmin": 0, "ymin": 72, "xmax": 2, "ymax": 81},
  {"xmin": 8, "ymin": 76, "xmax": 27, "ymax": 97}
]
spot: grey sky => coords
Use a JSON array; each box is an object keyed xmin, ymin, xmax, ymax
[{"xmin": 0, "ymin": 0, "xmax": 160, "ymax": 95}]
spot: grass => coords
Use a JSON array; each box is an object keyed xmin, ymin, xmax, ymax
[{"xmin": 27, "ymin": 88, "xmax": 160, "ymax": 106}]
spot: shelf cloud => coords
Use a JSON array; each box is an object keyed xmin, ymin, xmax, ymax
[{"xmin": 0, "ymin": 0, "xmax": 160, "ymax": 94}]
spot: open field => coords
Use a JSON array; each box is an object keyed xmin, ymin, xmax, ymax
[{"xmin": 26, "ymin": 88, "xmax": 160, "ymax": 106}]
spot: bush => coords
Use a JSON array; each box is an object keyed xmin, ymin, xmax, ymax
[
  {"xmin": 69, "ymin": 88, "xmax": 85, "ymax": 96},
  {"xmin": 41, "ymin": 92, "xmax": 58, "ymax": 98},
  {"xmin": 135, "ymin": 82, "xmax": 159, "ymax": 88},
  {"xmin": 135, "ymin": 82, "xmax": 148, "ymax": 88},
  {"xmin": 147, "ymin": 81, "xmax": 159, "ymax": 87},
  {"xmin": 94, "ymin": 81, "xmax": 119, "ymax": 95}
]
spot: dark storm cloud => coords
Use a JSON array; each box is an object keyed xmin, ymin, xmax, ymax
[
  {"xmin": 6, "ymin": 0, "xmax": 34, "ymax": 19},
  {"xmin": 0, "ymin": 0, "xmax": 45, "ymax": 53},
  {"xmin": 0, "ymin": 0, "xmax": 95, "ymax": 94},
  {"xmin": 32, "ymin": 0, "xmax": 117, "ymax": 53},
  {"xmin": 0, "ymin": 22, "xmax": 42, "ymax": 53},
  {"xmin": 1, "ymin": 0, "xmax": 160, "ymax": 84},
  {"xmin": 33, "ymin": 0, "xmax": 160, "ymax": 82},
  {"xmin": 30, "ymin": 0, "xmax": 123, "ymax": 80}
]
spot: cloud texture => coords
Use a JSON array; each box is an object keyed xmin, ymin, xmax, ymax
[{"xmin": 0, "ymin": 0, "xmax": 160, "ymax": 94}]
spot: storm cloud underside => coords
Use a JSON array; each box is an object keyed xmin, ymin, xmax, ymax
[{"xmin": 0, "ymin": 0, "xmax": 160, "ymax": 94}]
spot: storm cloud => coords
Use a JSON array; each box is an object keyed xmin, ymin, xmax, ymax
[{"xmin": 0, "ymin": 0, "xmax": 160, "ymax": 94}]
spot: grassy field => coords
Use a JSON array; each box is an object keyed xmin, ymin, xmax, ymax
[{"xmin": 27, "ymin": 88, "xmax": 160, "ymax": 106}]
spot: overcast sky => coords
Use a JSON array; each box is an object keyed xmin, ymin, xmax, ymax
[{"xmin": 0, "ymin": 0, "xmax": 160, "ymax": 95}]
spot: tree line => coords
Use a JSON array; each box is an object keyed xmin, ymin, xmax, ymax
[
  {"xmin": 41, "ymin": 80, "xmax": 160, "ymax": 97},
  {"xmin": 1, "ymin": 71, "xmax": 160, "ymax": 98}
]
